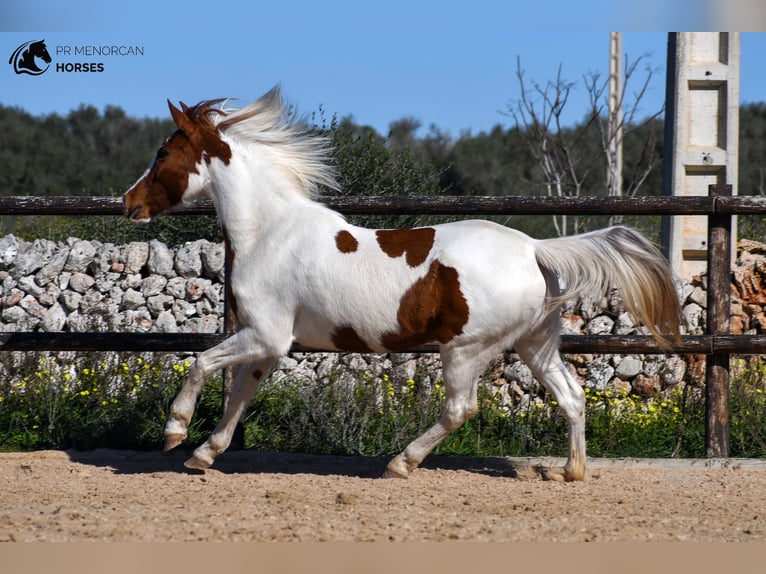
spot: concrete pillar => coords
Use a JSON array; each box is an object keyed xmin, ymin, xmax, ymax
[{"xmin": 661, "ymin": 32, "xmax": 740, "ymax": 279}]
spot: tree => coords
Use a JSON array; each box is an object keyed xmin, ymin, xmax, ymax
[
  {"xmin": 584, "ymin": 52, "xmax": 664, "ymax": 225},
  {"xmin": 509, "ymin": 52, "xmax": 663, "ymax": 235},
  {"xmin": 509, "ymin": 57, "xmax": 596, "ymax": 236}
]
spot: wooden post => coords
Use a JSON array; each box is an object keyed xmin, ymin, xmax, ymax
[{"xmin": 705, "ymin": 183, "xmax": 732, "ymax": 457}]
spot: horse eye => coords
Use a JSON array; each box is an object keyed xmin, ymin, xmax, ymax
[{"xmin": 156, "ymin": 149, "xmax": 170, "ymax": 160}]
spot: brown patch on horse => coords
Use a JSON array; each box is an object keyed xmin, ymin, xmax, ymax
[
  {"xmin": 375, "ymin": 228, "xmax": 435, "ymax": 267},
  {"xmin": 331, "ymin": 326, "xmax": 374, "ymax": 353},
  {"xmin": 335, "ymin": 230, "xmax": 359, "ymax": 253},
  {"xmin": 381, "ymin": 260, "xmax": 469, "ymax": 351}
]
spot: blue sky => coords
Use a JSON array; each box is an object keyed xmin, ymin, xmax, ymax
[{"xmin": 1, "ymin": 1, "xmax": 765, "ymax": 137}]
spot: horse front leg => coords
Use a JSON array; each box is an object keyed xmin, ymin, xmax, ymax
[
  {"xmin": 163, "ymin": 329, "xmax": 282, "ymax": 452},
  {"xmin": 185, "ymin": 358, "xmax": 274, "ymax": 469},
  {"xmin": 164, "ymin": 361, "xmax": 207, "ymax": 451}
]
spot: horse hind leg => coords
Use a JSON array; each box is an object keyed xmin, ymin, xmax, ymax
[
  {"xmin": 515, "ymin": 327, "xmax": 587, "ymax": 482},
  {"xmin": 384, "ymin": 346, "xmax": 490, "ymax": 478}
]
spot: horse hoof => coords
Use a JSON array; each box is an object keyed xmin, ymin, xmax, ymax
[
  {"xmin": 542, "ymin": 467, "xmax": 567, "ymax": 482},
  {"xmin": 541, "ymin": 466, "xmax": 585, "ymax": 482},
  {"xmin": 163, "ymin": 433, "xmax": 186, "ymax": 451},
  {"xmin": 382, "ymin": 467, "xmax": 409, "ymax": 479},
  {"xmin": 383, "ymin": 455, "xmax": 411, "ymax": 479},
  {"xmin": 184, "ymin": 455, "xmax": 212, "ymax": 470}
]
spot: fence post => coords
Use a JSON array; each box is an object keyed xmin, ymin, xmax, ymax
[{"xmin": 705, "ymin": 183, "xmax": 732, "ymax": 457}]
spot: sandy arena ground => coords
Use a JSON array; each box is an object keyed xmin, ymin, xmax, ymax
[{"xmin": 1, "ymin": 449, "xmax": 765, "ymax": 542}]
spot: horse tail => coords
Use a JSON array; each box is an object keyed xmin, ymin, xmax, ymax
[{"xmin": 533, "ymin": 225, "xmax": 683, "ymax": 350}]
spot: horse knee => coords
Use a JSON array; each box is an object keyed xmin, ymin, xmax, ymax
[{"xmin": 441, "ymin": 401, "xmax": 477, "ymax": 431}]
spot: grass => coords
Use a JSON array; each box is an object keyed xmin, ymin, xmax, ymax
[{"xmin": 1, "ymin": 352, "xmax": 765, "ymax": 459}]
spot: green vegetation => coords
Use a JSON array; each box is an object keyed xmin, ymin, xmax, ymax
[{"xmin": 2, "ymin": 354, "xmax": 765, "ymax": 459}]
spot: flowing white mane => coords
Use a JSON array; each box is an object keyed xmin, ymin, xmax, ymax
[{"xmin": 212, "ymin": 87, "xmax": 340, "ymax": 197}]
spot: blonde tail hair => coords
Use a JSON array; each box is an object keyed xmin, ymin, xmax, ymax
[{"xmin": 534, "ymin": 226, "xmax": 683, "ymax": 350}]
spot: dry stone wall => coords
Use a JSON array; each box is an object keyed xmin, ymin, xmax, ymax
[{"xmin": 3, "ymin": 234, "xmax": 766, "ymax": 405}]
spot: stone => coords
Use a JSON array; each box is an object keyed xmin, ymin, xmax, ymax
[
  {"xmin": 147, "ymin": 239, "xmax": 175, "ymax": 277},
  {"xmin": 317, "ymin": 354, "xmax": 340, "ymax": 378},
  {"xmin": 186, "ymin": 278, "xmax": 212, "ymax": 302},
  {"xmin": 147, "ymin": 294, "xmax": 174, "ymax": 316},
  {"xmin": 1, "ymin": 289, "xmax": 23, "ymax": 308},
  {"xmin": 275, "ymin": 356, "xmax": 299, "ymax": 371},
  {"xmin": 11, "ymin": 239, "xmax": 55, "ymax": 278},
  {"xmin": 579, "ymin": 293, "xmax": 607, "ymax": 321},
  {"xmin": 124, "ymin": 242, "xmax": 149, "ymax": 274},
  {"xmin": 39, "ymin": 284, "xmax": 60, "ymax": 306},
  {"xmin": 2, "ymin": 305, "xmax": 32, "ymax": 328},
  {"xmin": 165, "ymin": 277, "xmax": 187, "ymax": 299},
  {"xmin": 68, "ymin": 272, "xmax": 96, "ymax": 294},
  {"xmin": 632, "ymin": 374, "xmax": 661, "ymax": 396},
  {"xmin": 41, "ymin": 303, "xmax": 67, "ymax": 332},
  {"xmin": 560, "ymin": 313, "xmax": 584, "ymax": 335},
  {"xmin": 17, "ymin": 275, "xmax": 44, "ymax": 298},
  {"xmin": 615, "ymin": 356, "xmax": 642, "ymax": 380},
  {"xmin": 584, "ymin": 315, "xmax": 614, "ymax": 336},
  {"xmin": 172, "ymin": 299, "xmax": 197, "ymax": 323},
  {"xmin": 585, "ymin": 361, "xmax": 614, "ymax": 391},
  {"xmin": 122, "ymin": 288, "xmax": 145, "ymax": 311},
  {"xmin": 504, "ymin": 362, "xmax": 538, "ymax": 393},
  {"xmin": 613, "ymin": 312, "xmax": 636, "ymax": 335},
  {"xmin": 683, "ymin": 303, "xmax": 704, "ymax": 333},
  {"xmin": 153, "ymin": 310, "xmax": 178, "ymax": 333},
  {"xmin": 688, "ymin": 286, "xmax": 707, "ymax": 308},
  {"xmin": 35, "ymin": 247, "xmax": 70, "ymax": 286},
  {"xmin": 175, "ymin": 242, "xmax": 203, "ymax": 278},
  {"xmin": 19, "ymin": 294, "xmax": 45, "ymax": 318},
  {"xmin": 185, "ymin": 314, "xmax": 220, "ymax": 333},
  {"xmin": 0, "ymin": 235, "xmax": 19, "ymax": 269},
  {"xmin": 64, "ymin": 240, "xmax": 96, "ymax": 273},
  {"xmin": 141, "ymin": 275, "xmax": 168, "ymax": 297},
  {"xmin": 660, "ymin": 356, "xmax": 686, "ymax": 387},
  {"xmin": 124, "ymin": 309, "xmax": 153, "ymax": 332},
  {"xmin": 60, "ymin": 290, "xmax": 83, "ymax": 312},
  {"xmin": 200, "ymin": 241, "xmax": 225, "ymax": 279},
  {"xmin": 123, "ymin": 273, "xmax": 143, "ymax": 290}
]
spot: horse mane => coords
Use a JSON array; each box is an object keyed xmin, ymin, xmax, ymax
[{"xmin": 191, "ymin": 87, "xmax": 340, "ymax": 198}]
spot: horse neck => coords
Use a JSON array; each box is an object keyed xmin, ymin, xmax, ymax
[{"xmin": 208, "ymin": 151, "xmax": 311, "ymax": 251}]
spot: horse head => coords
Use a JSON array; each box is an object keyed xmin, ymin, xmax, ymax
[
  {"xmin": 123, "ymin": 99, "xmax": 232, "ymax": 222},
  {"xmin": 29, "ymin": 40, "xmax": 52, "ymax": 64},
  {"xmin": 10, "ymin": 39, "xmax": 51, "ymax": 75}
]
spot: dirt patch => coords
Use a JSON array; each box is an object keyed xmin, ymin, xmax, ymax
[{"xmin": 1, "ymin": 449, "xmax": 765, "ymax": 542}]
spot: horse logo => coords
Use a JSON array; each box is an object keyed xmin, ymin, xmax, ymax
[{"xmin": 9, "ymin": 39, "xmax": 52, "ymax": 76}]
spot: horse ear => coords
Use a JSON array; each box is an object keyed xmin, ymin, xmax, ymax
[{"xmin": 167, "ymin": 100, "xmax": 192, "ymax": 132}]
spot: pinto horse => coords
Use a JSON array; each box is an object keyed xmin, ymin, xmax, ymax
[{"xmin": 123, "ymin": 87, "xmax": 682, "ymax": 481}]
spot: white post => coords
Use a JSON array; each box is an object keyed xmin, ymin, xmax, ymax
[
  {"xmin": 608, "ymin": 32, "xmax": 623, "ymax": 201},
  {"xmin": 662, "ymin": 32, "xmax": 740, "ymax": 279}
]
